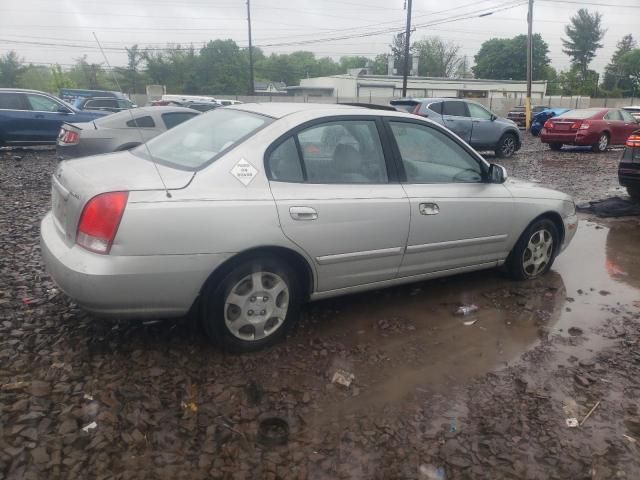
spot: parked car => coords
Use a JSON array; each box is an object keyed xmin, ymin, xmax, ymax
[
  {"xmin": 0, "ymin": 88, "xmax": 109, "ymax": 147},
  {"xmin": 41, "ymin": 103, "xmax": 577, "ymax": 351},
  {"xmin": 623, "ymin": 106, "xmax": 640, "ymax": 121},
  {"xmin": 530, "ymin": 108, "xmax": 571, "ymax": 136},
  {"xmin": 507, "ymin": 105, "xmax": 547, "ymax": 128},
  {"xmin": 390, "ymin": 97, "xmax": 522, "ymax": 158},
  {"xmin": 540, "ymin": 107, "xmax": 640, "ymax": 152},
  {"xmin": 618, "ymin": 130, "xmax": 640, "ymax": 200},
  {"xmin": 74, "ymin": 96, "xmax": 136, "ymax": 113},
  {"xmin": 56, "ymin": 106, "xmax": 199, "ymax": 159},
  {"xmin": 59, "ymin": 88, "xmax": 130, "ymax": 105}
]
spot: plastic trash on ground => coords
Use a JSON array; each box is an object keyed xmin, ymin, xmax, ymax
[
  {"xmin": 455, "ymin": 304, "xmax": 479, "ymax": 316},
  {"xmin": 331, "ymin": 369, "xmax": 355, "ymax": 388}
]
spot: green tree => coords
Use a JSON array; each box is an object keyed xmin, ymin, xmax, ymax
[
  {"xmin": 371, "ymin": 54, "xmax": 389, "ymax": 75},
  {"xmin": 197, "ymin": 40, "xmax": 248, "ymax": 94},
  {"xmin": 67, "ymin": 56, "xmax": 115, "ymax": 90},
  {"xmin": 390, "ymin": 33, "xmax": 414, "ymax": 75},
  {"xmin": 114, "ymin": 44, "xmax": 145, "ymax": 94},
  {"xmin": 603, "ymin": 34, "xmax": 636, "ymax": 91},
  {"xmin": 555, "ymin": 66, "xmax": 599, "ymax": 96},
  {"xmin": 50, "ymin": 64, "xmax": 76, "ymax": 92},
  {"xmin": 618, "ymin": 49, "xmax": 640, "ymax": 94},
  {"xmin": 562, "ymin": 9, "xmax": 605, "ymax": 76},
  {"xmin": 339, "ymin": 56, "xmax": 370, "ymax": 73},
  {"xmin": 413, "ymin": 36, "xmax": 461, "ymax": 78},
  {"xmin": 472, "ymin": 34, "xmax": 551, "ymax": 80},
  {"xmin": 0, "ymin": 51, "xmax": 24, "ymax": 87},
  {"xmin": 16, "ymin": 65, "xmax": 52, "ymax": 92}
]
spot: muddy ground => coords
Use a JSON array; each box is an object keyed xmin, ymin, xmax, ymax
[{"xmin": 2, "ymin": 134, "xmax": 640, "ymax": 480}]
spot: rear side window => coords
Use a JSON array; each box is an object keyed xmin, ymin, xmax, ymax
[
  {"xmin": 467, "ymin": 103, "xmax": 493, "ymax": 120},
  {"xmin": 620, "ymin": 109, "xmax": 636, "ymax": 122},
  {"xmin": 605, "ymin": 110, "xmax": 623, "ymax": 121},
  {"xmin": 0, "ymin": 92, "xmax": 25, "ymax": 110},
  {"xmin": 266, "ymin": 120, "xmax": 388, "ymax": 184},
  {"xmin": 427, "ymin": 102, "xmax": 443, "ymax": 114},
  {"xmin": 443, "ymin": 101, "xmax": 469, "ymax": 117},
  {"xmin": 161, "ymin": 112, "xmax": 198, "ymax": 129},
  {"xmin": 126, "ymin": 116, "xmax": 155, "ymax": 128}
]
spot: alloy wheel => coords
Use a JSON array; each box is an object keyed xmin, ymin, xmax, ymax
[
  {"xmin": 598, "ymin": 134, "xmax": 608, "ymax": 151},
  {"xmin": 522, "ymin": 229, "xmax": 554, "ymax": 278},
  {"xmin": 224, "ymin": 270, "xmax": 289, "ymax": 341},
  {"xmin": 501, "ymin": 136, "xmax": 516, "ymax": 157}
]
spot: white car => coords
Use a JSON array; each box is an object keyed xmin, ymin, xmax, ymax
[{"xmin": 41, "ymin": 103, "xmax": 578, "ymax": 351}]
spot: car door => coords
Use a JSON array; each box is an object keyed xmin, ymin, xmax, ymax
[
  {"xmin": 0, "ymin": 92, "xmax": 33, "ymax": 144},
  {"xmin": 385, "ymin": 119, "xmax": 514, "ymax": 276},
  {"xmin": 24, "ymin": 93, "xmax": 74, "ymax": 142},
  {"xmin": 266, "ymin": 117, "xmax": 410, "ymax": 292},
  {"xmin": 467, "ymin": 102, "xmax": 501, "ymax": 148},
  {"xmin": 620, "ymin": 108, "xmax": 640, "ymax": 141},
  {"xmin": 604, "ymin": 109, "xmax": 626, "ymax": 145},
  {"xmin": 442, "ymin": 100, "xmax": 472, "ymax": 142}
]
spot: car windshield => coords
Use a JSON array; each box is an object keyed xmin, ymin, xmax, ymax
[
  {"xmin": 133, "ymin": 108, "xmax": 272, "ymax": 170},
  {"xmin": 556, "ymin": 109, "xmax": 601, "ymax": 119}
]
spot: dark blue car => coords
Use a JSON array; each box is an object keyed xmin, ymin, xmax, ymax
[
  {"xmin": 530, "ymin": 108, "xmax": 571, "ymax": 136},
  {"xmin": 0, "ymin": 88, "xmax": 109, "ymax": 147}
]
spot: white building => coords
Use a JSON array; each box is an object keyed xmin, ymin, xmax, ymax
[{"xmin": 287, "ymin": 73, "xmax": 547, "ymax": 100}]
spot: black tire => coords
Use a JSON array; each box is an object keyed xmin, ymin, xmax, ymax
[
  {"xmin": 495, "ymin": 132, "xmax": 518, "ymax": 158},
  {"xmin": 549, "ymin": 143, "xmax": 563, "ymax": 151},
  {"xmin": 628, "ymin": 185, "xmax": 640, "ymax": 202},
  {"xmin": 506, "ymin": 218, "xmax": 559, "ymax": 281},
  {"xmin": 592, "ymin": 132, "xmax": 609, "ymax": 153},
  {"xmin": 201, "ymin": 256, "xmax": 302, "ymax": 352}
]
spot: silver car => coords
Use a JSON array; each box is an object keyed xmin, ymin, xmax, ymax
[
  {"xmin": 390, "ymin": 98, "xmax": 522, "ymax": 158},
  {"xmin": 41, "ymin": 103, "xmax": 578, "ymax": 351},
  {"xmin": 56, "ymin": 106, "xmax": 199, "ymax": 159}
]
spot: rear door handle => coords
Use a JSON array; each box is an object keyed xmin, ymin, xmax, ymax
[
  {"xmin": 290, "ymin": 206, "xmax": 318, "ymax": 221},
  {"xmin": 419, "ymin": 203, "xmax": 440, "ymax": 215}
]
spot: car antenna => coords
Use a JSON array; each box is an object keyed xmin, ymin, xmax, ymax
[{"xmin": 92, "ymin": 32, "xmax": 172, "ymax": 198}]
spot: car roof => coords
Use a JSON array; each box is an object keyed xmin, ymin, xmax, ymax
[
  {"xmin": 0, "ymin": 88, "xmax": 56, "ymax": 95},
  {"xmin": 229, "ymin": 102, "xmax": 422, "ymax": 121}
]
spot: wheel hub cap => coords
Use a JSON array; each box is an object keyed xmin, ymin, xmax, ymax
[
  {"xmin": 522, "ymin": 229, "xmax": 554, "ymax": 278},
  {"xmin": 224, "ymin": 271, "xmax": 289, "ymax": 341}
]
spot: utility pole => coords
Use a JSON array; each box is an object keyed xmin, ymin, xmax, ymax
[
  {"xmin": 247, "ymin": 0, "xmax": 255, "ymax": 97},
  {"xmin": 401, "ymin": 0, "xmax": 413, "ymax": 97},
  {"xmin": 525, "ymin": 0, "xmax": 533, "ymax": 130}
]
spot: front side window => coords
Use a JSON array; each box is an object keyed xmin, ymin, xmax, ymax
[
  {"xmin": 390, "ymin": 122, "xmax": 483, "ymax": 184},
  {"xmin": 467, "ymin": 103, "xmax": 493, "ymax": 120},
  {"xmin": 443, "ymin": 101, "xmax": 469, "ymax": 117},
  {"xmin": 126, "ymin": 116, "xmax": 156, "ymax": 128},
  {"xmin": 26, "ymin": 94, "xmax": 63, "ymax": 112},
  {"xmin": 161, "ymin": 112, "xmax": 199, "ymax": 129},
  {"xmin": 136, "ymin": 108, "xmax": 272, "ymax": 170},
  {"xmin": 0, "ymin": 92, "xmax": 25, "ymax": 110},
  {"xmin": 297, "ymin": 120, "xmax": 388, "ymax": 184},
  {"xmin": 117, "ymin": 99, "xmax": 133, "ymax": 108}
]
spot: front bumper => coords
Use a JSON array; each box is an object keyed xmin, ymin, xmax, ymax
[
  {"xmin": 560, "ymin": 214, "xmax": 578, "ymax": 254},
  {"xmin": 40, "ymin": 212, "xmax": 231, "ymax": 319}
]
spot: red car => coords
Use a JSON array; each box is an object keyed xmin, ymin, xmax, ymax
[{"xmin": 540, "ymin": 107, "xmax": 639, "ymax": 152}]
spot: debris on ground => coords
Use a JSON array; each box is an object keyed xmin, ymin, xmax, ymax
[
  {"xmin": 81, "ymin": 421, "xmax": 97, "ymax": 432},
  {"xmin": 331, "ymin": 369, "xmax": 355, "ymax": 387},
  {"xmin": 454, "ymin": 304, "xmax": 479, "ymax": 316},
  {"xmin": 580, "ymin": 401, "xmax": 601, "ymax": 426},
  {"xmin": 576, "ymin": 196, "xmax": 640, "ymax": 217}
]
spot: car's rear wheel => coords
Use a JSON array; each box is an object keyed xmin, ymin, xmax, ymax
[
  {"xmin": 592, "ymin": 133, "xmax": 609, "ymax": 153},
  {"xmin": 201, "ymin": 257, "xmax": 301, "ymax": 352},
  {"xmin": 549, "ymin": 143, "xmax": 563, "ymax": 151},
  {"xmin": 507, "ymin": 218, "xmax": 558, "ymax": 280},
  {"xmin": 627, "ymin": 185, "xmax": 640, "ymax": 202},
  {"xmin": 495, "ymin": 133, "xmax": 518, "ymax": 158}
]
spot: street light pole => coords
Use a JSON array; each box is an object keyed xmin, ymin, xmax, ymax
[
  {"xmin": 247, "ymin": 0, "xmax": 255, "ymax": 97},
  {"xmin": 525, "ymin": 0, "xmax": 533, "ymax": 130},
  {"xmin": 401, "ymin": 0, "xmax": 413, "ymax": 98}
]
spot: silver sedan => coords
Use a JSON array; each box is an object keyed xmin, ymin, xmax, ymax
[
  {"xmin": 41, "ymin": 103, "xmax": 578, "ymax": 351},
  {"xmin": 56, "ymin": 106, "xmax": 199, "ymax": 159}
]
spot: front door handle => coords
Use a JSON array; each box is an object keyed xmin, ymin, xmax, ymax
[
  {"xmin": 290, "ymin": 206, "xmax": 318, "ymax": 221},
  {"xmin": 419, "ymin": 203, "xmax": 440, "ymax": 215}
]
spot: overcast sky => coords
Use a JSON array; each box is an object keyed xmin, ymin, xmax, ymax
[{"xmin": 0, "ymin": 0, "xmax": 637, "ymax": 78}]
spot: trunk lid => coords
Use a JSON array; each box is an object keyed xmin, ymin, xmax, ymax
[
  {"xmin": 548, "ymin": 117, "xmax": 580, "ymax": 132},
  {"xmin": 51, "ymin": 151, "xmax": 194, "ymax": 246}
]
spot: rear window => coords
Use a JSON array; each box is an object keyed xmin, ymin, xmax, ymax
[
  {"xmin": 134, "ymin": 108, "xmax": 272, "ymax": 170},
  {"xmin": 556, "ymin": 109, "xmax": 602, "ymax": 120},
  {"xmin": 391, "ymin": 101, "xmax": 418, "ymax": 113},
  {"xmin": 161, "ymin": 111, "xmax": 199, "ymax": 129}
]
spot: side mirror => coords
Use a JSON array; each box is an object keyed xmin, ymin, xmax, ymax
[
  {"xmin": 490, "ymin": 114, "xmax": 497, "ymax": 121},
  {"xmin": 57, "ymin": 107, "xmax": 72, "ymax": 114},
  {"xmin": 488, "ymin": 163, "xmax": 507, "ymax": 183}
]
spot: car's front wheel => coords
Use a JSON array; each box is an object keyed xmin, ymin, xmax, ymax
[
  {"xmin": 628, "ymin": 185, "xmax": 640, "ymax": 202},
  {"xmin": 495, "ymin": 133, "xmax": 518, "ymax": 158},
  {"xmin": 507, "ymin": 218, "xmax": 559, "ymax": 280},
  {"xmin": 201, "ymin": 257, "xmax": 301, "ymax": 352},
  {"xmin": 592, "ymin": 133, "xmax": 609, "ymax": 153}
]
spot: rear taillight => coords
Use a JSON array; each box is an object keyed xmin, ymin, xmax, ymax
[
  {"xmin": 76, "ymin": 192, "xmax": 129, "ymax": 254},
  {"xmin": 570, "ymin": 121, "xmax": 581, "ymax": 129},
  {"xmin": 58, "ymin": 129, "xmax": 80, "ymax": 145},
  {"xmin": 578, "ymin": 121, "xmax": 590, "ymax": 130},
  {"xmin": 627, "ymin": 134, "xmax": 640, "ymax": 147},
  {"xmin": 544, "ymin": 120, "xmax": 553, "ymax": 129}
]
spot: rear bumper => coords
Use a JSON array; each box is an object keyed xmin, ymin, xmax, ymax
[
  {"xmin": 40, "ymin": 212, "xmax": 231, "ymax": 319},
  {"xmin": 618, "ymin": 164, "xmax": 640, "ymax": 188},
  {"xmin": 540, "ymin": 130, "xmax": 599, "ymax": 146}
]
